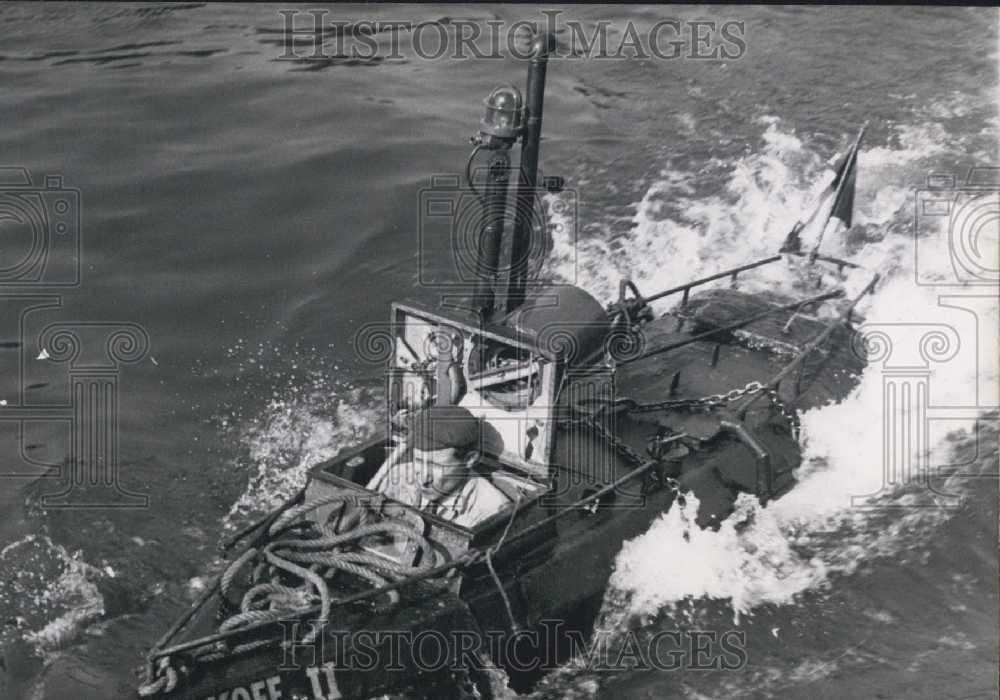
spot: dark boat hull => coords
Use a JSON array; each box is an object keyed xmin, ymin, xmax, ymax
[{"xmin": 144, "ymin": 286, "xmax": 867, "ymax": 700}]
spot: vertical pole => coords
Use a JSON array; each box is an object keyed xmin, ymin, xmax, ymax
[
  {"xmin": 471, "ymin": 149, "xmax": 511, "ymax": 320},
  {"xmin": 506, "ymin": 32, "xmax": 556, "ymax": 313}
]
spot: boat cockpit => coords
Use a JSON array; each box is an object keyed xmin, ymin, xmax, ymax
[{"xmin": 305, "ymin": 301, "xmax": 572, "ymax": 565}]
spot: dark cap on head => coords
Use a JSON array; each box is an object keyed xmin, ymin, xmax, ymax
[{"xmin": 406, "ymin": 405, "xmax": 481, "ymax": 452}]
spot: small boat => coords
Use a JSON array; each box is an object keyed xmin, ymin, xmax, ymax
[{"xmin": 137, "ymin": 32, "xmax": 877, "ymax": 700}]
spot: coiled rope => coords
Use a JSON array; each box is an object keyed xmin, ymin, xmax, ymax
[{"xmin": 216, "ymin": 494, "xmax": 437, "ymax": 646}]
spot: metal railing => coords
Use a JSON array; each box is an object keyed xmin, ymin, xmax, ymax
[{"xmin": 609, "ymin": 255, "xmax": 784, "ymax": 324}]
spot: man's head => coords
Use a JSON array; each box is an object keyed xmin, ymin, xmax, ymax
[{"xmin": 405, "ymin": 405, "xmax": 481, "ymax": 501}]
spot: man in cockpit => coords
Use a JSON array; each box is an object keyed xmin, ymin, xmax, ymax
[{"xmin": 366, "ymin": 405, "xmax": 512, "ymax": 528}]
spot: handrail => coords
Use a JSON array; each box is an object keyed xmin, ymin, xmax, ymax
[
  {"xmin": 645, "ymin": 255, "xmax": 783, "ymax": 306},
  {"xmin": 150, "ymin": 551, "xmax": 479, "ymax": 661},
  {"xmin": 735, "ymin": 273, "xmax": 879, "ymax": 416},
  {"xmin": 609, "ymin": 255, "xmax": 783, "ymax": 323},
  {"xmin": 617, "ymin": 289, "xmax": 844, "ymax": 366}
]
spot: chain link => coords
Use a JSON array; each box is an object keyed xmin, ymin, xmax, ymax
[
  {"xmin": 763, "ymin": 387, "xmax": 801, "ymax": 441},
  {"xmin": 565, "ymin": 379, "xmax": 802, "ymax": 471},
  {"xmin": 574, "ymin": 380, "xmax": 765, "ymax": 417}
]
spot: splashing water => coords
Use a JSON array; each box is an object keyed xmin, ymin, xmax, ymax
[
  {"xmin": 218, "ymin": 339, "xmax": 383, "ymax": 530},
  {"xmin": 546, "ymin": 118, "xmax": 880, "ymax": 308},
  {"xmin": 605, "ymin": 493, "xmax": 829, "ymax": 627},
  {"xmin": 223, "ymin": 388, "xmax": 381, "ymax": 528},
  {"xmin": 600, "ymin": 298, "xmax": 994, "ymax": 627},
  {"xmin": 549, "ymin": 107, "xmax": 998, "ymax": 628},
  {"xmin": 0, "ymin": 535, "xmax": 106, "ymax": 654}
]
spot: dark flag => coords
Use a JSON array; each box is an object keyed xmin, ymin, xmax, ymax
[
  {"xmin": 781, "ymin": 125, "xmax": 865, "ymax": 256},
  {"xmin": 829, "ymin": 147, "xmax": 857, "ymax": 231}
]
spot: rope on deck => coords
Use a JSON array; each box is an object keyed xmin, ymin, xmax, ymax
[{"xmin": 215, "ymin": 493, "xmax": 437, "ymax": 648}]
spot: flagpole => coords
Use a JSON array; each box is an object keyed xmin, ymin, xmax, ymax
[{"xmin": 808, "ymin": 122, "xmax": 868, "ymax": 263}]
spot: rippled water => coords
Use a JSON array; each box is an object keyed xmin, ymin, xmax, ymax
[{"xmin": 0, "ymin": 4, "xmax": 997, "ymax": 699}]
